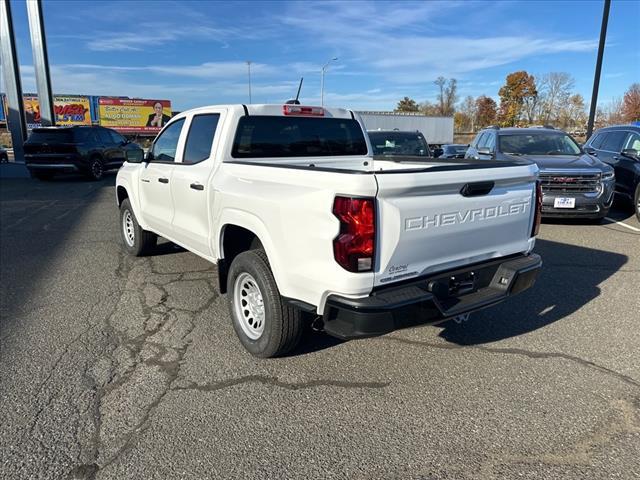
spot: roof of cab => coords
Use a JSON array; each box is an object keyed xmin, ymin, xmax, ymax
[{"xmin": 175, "ymin": 104, "xmax": 355, "ymax": 119}]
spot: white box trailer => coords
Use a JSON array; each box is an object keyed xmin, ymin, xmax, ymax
[{"xmin": 356, "ymin": 111, "xmax": 454, "ymax": 145}]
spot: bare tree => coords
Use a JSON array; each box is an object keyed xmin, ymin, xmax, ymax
[
  {"xmin": 458, "ymin": 96, "xmax": 477, "ymax": 131},
  {"xmin": 444, "ymin": 78, "xmax": 458, "ymax": 116},
  {"xmin": 538, "ymin": 72, "xmax": 575, "ymax": 124},
  {"xmin": 435, "ymin": 76, "xmax": 446, "ymax": 116}
]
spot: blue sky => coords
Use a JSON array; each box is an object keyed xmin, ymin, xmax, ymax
[{"xmin": 4, "ymin": 0, "xmax": 639, "ymax": 111}]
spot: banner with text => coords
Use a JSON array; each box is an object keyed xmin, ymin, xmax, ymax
[
  {"xmin": 98, "ymin": 98, "xmax": 172, "ymax": 133},
  {"xmin": 23, "ymin": 95, "xmax": 92, "ymax": 129}
]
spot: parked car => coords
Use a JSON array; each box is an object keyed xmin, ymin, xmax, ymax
[
  {"xmin": 583, "ymin": 125, "xmax": 640, "ymax": 221},
  {"xmin": 24, "ymin": 125, "xmax": 140, "ymax": 180},
  {"xmin": 367, "ymin": 130, "xmax": 431, "ymax": 157},
  {"xmin": 466, "ymin": 126, "xmax": 615, "ymax": 220},
  {"xmin": 0, "ymin": 146, "xmax": 8, "ymax": 163},
  {"xmin": 439, "ymin": 144, "xmax": 469, "ymax": 159},
  {"xmin": 116, "ymin": 104, "xmax": 542, "ymax": 358}
]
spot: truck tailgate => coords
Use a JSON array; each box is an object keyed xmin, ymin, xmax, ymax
[{"xmin": 373, "ymin": 163, "xmax": 538, "ymax": 287}]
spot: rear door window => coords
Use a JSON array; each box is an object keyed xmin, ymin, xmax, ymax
[
  {"xmin": 183, "ymin": 114, "xmax": 220, "ymax": 164},
  {"xmin": 96, "ymin": 129, "xmax": 113, "ymax": 145},
  {"xmin": 231, "ymin": 116, "xmax": 367, "ymax": 158},
  {"xmin": 624, "ymin": 132, "xmax": 640, "ymax": 151}
]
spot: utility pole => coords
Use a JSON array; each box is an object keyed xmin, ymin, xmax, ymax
[
  {"xmin": 246, "ymin": 61, "xmax": 252, "ymax": 104},
  {"xmin": 586, "ymin": 0, "xmax": 611, "ymax": 139},
  {"xmin": 320, "ymin": 57, "xmax": 338, "ymax": 107},
  {"xmin": 1, "ymin": 0, "xmax": 27, "ymax": 162},
  {"xmin": 26, "ymin": 0, "xmax": 55, "ymax": 126}
]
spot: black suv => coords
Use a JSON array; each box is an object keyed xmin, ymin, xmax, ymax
[
  {"xmin": 583, "ymin": 125, "xmax": 640, "ymax": 221},
  {"xmin": 465, "ymin": 127, "xmax": 615, "ymax": 220},
  {"xmin": 24, "ymin": 126, "xmax": 139, "ymax": 180}
]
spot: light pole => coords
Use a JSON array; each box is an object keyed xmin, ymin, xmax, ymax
[
  {"xmin": 320, "ymin": 57, "xmax": 338, "ymax": 107},
  {"xmin": 246, "ymin": 60, "xmax": 252, "ymax": 104},
  {"xmin": 586, "ymin": 0, "xmax": 610, "ymax": 139}
]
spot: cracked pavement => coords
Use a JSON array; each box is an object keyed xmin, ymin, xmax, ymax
[{"xmin": 1, "ymin": 175, "xmax": 639, "ymax": 479}]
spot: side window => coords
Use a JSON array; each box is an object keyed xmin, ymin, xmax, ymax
[
  {"xmin": 150, "ymin": 119, "xmax": 185, "ymax": 162},
  {"xmin": 108, "ymin": 130, "xmax": 126, "ymax": 145},
  {"xmin": 96, "ymin": 129, "xmax": 113, "ymax": 145},
  {"xmin": 624, "ymin": 132, "xmax": 640, "ymax": 151},
  {"xmin": 473, "ymin": 132, "xmax": 486, "ymax": 148},
  {"xmin": 478, "ymin": 132, "xmax": 490, "ymax": 148},
  {"xmin": 485, "ymin": 133, "xmax": 496, "ymax": 151},
  {"xmin": 601, "ymin": 130, "xmax": 627, "ymax": 152},
  {"xmin": 183, "ymin": 114, "xmax": 220, "ymax": 164},
  {"xmin": 589, "ymin": 133, "xmax": 604, "ymax": 149}
]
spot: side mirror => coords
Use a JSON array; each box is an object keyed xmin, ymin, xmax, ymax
[
  {"xmin": 125, "ymin": 148, "xmax": 144, "ymax": 163},
  {"xmin": 621, "ymin": 148, "xmax": 639, "ymax": 160},
  {"xmin": 477, "ymin": 147, "xmax": 494, "ymax": 158}
]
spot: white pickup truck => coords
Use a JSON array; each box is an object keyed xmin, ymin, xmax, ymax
[{"xmin": 116, "ymin": 104, "xmax": 542, "ymax": 357}]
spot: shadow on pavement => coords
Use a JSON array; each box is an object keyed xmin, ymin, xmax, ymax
[
  {"xmin": 436, "ymin": 238, "xmax": 627, "ymax": 346},
  {"xmin": 0, "ymin": 174, "xmax": 115, "ymax": 324}
]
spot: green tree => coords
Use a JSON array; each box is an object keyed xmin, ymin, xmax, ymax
[
  {"xmin": 395, "ymin": 97, "xmax": 419, "ymax": 112},
  {"xmin": 498, "ymin": 71, "xmax": 537, "ymax": 126}
]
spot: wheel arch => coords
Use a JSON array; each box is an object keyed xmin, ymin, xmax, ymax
[{"xmin": 217, "ymin": 214, "xmax": 284, "ymax": 295}]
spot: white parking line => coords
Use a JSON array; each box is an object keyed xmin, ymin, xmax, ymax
[{"xmin": 604, "ymin": 217, "xmax": 640, "ymax": 232}]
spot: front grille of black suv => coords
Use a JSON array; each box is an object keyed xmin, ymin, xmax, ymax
[{"xmin": 538, "ymin": 171, "xmax": 601, "ymax": 194}]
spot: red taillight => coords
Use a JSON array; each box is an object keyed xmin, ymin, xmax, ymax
[
  {"xmin": 282, "ymin": 105, "xmax": 325, "ymax": 116},
  {"xmin": 532, "ymin": 181, "xmax": 542, "ymax": 237},
  {"xmin": 332, "ymin": 196, "xmax": 375, "ymax": 272}
]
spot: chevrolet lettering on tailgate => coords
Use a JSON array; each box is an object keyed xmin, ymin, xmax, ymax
[{"xmin": 404, "ymin": 199, "xmax": 531, "ymax": 231}]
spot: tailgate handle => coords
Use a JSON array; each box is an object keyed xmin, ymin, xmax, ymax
[{"xmin": 460, "ymin": 181, "xmax": 494, "ymax": 197}]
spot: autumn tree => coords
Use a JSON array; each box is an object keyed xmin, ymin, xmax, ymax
[
  {"xmin": 395, "ymin": 97, "xmax": 419, "ymax": 112},
  {"xmin": 455, "ymin": 96, "xmax": 476, "ymax": 132},
  {"xmin": 622, "ymin": 83, "xmax": 640, "ymax": 122},
  {"xmin": 498, "ymin": 71, "xmax": 537, "ymax": 126},
  {"xmin": 475, "ymin": 95, "xmax": 497, "ymax": 128}
]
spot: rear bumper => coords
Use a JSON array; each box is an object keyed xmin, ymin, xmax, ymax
[{"xmin": 322, "ymin": 253, "xmax": 542, "ymax": 340}]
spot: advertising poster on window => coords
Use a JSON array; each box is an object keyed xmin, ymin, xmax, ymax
[
  {"xmin": 22, "ymin": 95, "xmax": 92, "ymax": 129},
  {"xmin": 98, "ymin": 98, "xmax": 172, "ymax": 133}
]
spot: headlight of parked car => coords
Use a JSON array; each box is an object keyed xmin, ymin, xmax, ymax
[{"xmin": 602, "ymin": 170, "xmax": 615, "ymax": 181}]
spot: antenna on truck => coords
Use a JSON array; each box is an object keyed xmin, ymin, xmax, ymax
[{"xmin": 285, "ymin": 77, "xmax": 304, "ymax": 105}]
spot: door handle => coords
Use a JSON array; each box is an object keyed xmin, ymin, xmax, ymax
[
  {"xmin": 141, "ymin": 178, "xmax": 150, "ymax": 183},
  {"xmin": 190, "ymin": 183, "xmax": 204, "ymax": 191},
  {"xmin": 158, "ymin": 177, "xmax": 169, "ymax": 184}
]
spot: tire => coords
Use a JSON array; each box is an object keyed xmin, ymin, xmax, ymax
[
  {"xmin": 31, "ymin": 170, "xmax": 54, "ymax": 181},
  {"xmin": 634, "ymin": 184, "xmax": 640, "ymax": 223},
  {"xmin": 87, "ymin": 156, "xmax": 105, "ymax": 180},
  {"xmin": 227, "ymin": 249, "xmax": 303, "ymax": 358},
  {"xmin": 119, "ymin": 198, "xmax": 157, "ymax": 256}
]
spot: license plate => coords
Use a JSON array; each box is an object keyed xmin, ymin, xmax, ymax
[{"xmin": 554, "ymin": 197, "xmax": 576, "ymax": 208}]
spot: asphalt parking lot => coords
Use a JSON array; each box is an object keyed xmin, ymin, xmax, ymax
[{"xmin": 1, "ymin": 174, "xmax": 639, "ymax": 480}]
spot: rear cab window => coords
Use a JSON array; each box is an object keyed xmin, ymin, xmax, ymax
[
  {"xmin": 231, "ymin": 116, "xmax": 368, "ymax": 158},
  {"xmin": 368, "ymin": 131, "xmax": 430, "ymax": 157}
]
